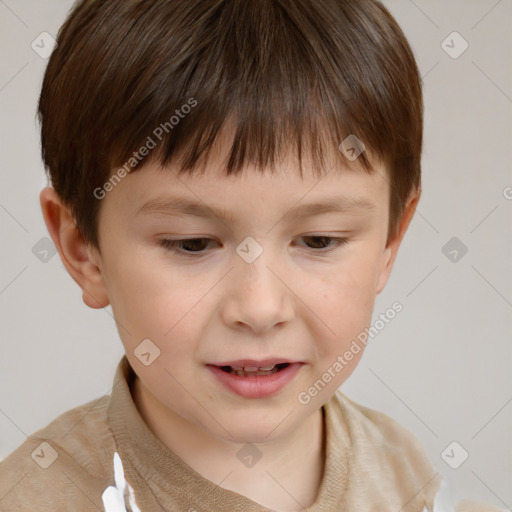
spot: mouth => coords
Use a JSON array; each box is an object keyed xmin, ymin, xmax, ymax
[
  {"xmin": 207, "ymin": 358, "xmax": 295, "ymax": 376},
  {"xmin": 205, "ymin": 359, "xmax": 303, "ymax": 398},
  {"xmin": 218, "ymin": 362, "xmax": 291, "ymax": 377}
]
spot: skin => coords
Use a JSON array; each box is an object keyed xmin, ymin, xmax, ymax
[{"xmin": 40, "ymin": 131, "xmax": 419, "ymax": 512}]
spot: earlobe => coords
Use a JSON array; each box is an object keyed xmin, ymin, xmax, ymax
[
  {"xmin": 376, "ymin": 188, "xmax": 421, "ymax": 295},
  {"xmin": 39, "ymin": 186, "xmax": 110, "ymax": 309}
]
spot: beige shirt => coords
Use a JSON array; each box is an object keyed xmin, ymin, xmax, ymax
[{"xmin": 0, "ymin": 355, "xmax": 502, "ymax": 511}]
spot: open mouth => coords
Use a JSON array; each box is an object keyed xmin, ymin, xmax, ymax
[
  {"xmin": 207, "ymin": 361, "xmax": 303, "ymax": 398},
  {"xmin": 218, "ymin": 362, "xmax": 290, "ymax": 377}
]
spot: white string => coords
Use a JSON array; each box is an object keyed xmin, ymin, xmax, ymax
[{"xmin": 102, "ymin": 451, "xmax": 142, "ymax": 512}]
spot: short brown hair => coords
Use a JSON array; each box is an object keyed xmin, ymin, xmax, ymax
[{"xmin": 38, "ymin": 0, "xmax": 423, "ymax": 250}]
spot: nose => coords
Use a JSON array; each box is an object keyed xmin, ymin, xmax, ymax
[{"xmin": 220, "ymin": 249, "xmax": 295, "ymax": 334}]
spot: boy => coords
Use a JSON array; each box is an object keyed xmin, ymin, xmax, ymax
[{"xmin": 0, "ymin": 0, "xmax": 503, "ymax": 511}]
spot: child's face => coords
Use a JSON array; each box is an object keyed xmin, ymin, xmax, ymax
[{"xmin": 89, "ymin": 140, "xmax": 404, "ymax": 444}]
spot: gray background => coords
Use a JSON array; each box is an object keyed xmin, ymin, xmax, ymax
[{"xmin": 0, "ymin": 0, "xmax": 511, "ymax": 508}]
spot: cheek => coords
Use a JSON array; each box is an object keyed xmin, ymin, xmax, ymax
[
  {"xmin": 308, "ymin": 248, "xmax": 382, "ymax": 355},
  {"xmin": 320, "ymin": 247, "xmax": 382, "ymax": 309},
  {"xmin": 111, "ymin": 261, "xmax": 207, "ymax": 410},
  {"xmin": 105, "ymin": 253, "xmax": 206, "ymax": 354}
]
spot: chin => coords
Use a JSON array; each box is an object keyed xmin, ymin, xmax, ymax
[
  {"xmin": 224, "ymin": 428, "xmax": 282, "ymax": 446},
  {"xmin": 210, "ymin": 409, "xmax": 298, "ymax": 445}
]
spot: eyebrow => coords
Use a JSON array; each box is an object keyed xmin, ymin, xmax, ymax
[{"xmin": 136, "ymin": 195, "xmax": 375, "ymax": 222}]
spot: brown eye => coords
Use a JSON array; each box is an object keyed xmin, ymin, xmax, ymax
[
  {"xmin": 159, "ymin": 238, "xmax": 213, "ymax": 254},
  {"xmin": 300, "ymin": 236, "xmax": 348, "ymax": 251}
]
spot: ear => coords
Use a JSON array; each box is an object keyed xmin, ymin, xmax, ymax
[
  {"xmin": 376, "ymin": 187, "xmax": 421, "ymax": 294},
  {"xmin": 39, "ymin": 186, "xmax": 110, "ymax": 309}
]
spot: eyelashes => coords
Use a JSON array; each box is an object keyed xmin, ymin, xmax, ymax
[
  {"xmin": 160, "ymin": 238, "xmax": 213, "ymax": 253},
  {"xmin": 158, "ymin": 236, "xmax": 349, "ymax": 257},
  {"xmin": 299, "ymin": 235, "xmax": 349, "ymax": 250}
]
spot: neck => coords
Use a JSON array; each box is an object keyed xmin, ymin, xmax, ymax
[{"xmin": 131, "ymin": 376, "xmax": 326, "ymax": 511}]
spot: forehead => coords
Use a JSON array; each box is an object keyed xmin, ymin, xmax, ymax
[
  {"xmin": 104, "ymin": 146, "xmax": 390, "ymax": 225},
  {"xmin": 102, "ymin": 116, "xmax": 389, "ymax": 221}
]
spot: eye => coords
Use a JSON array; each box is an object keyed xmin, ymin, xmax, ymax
[
  {"xmin": 159, "ymin": 238, "xmax": 216, "ymax": 255},
  {"xmin": 159, "ymin": 235, "xmax": 348, "ymax": 257},
  {"xmin": 297, "ymin": 236, "xmax": 348, "ymax": 251}
]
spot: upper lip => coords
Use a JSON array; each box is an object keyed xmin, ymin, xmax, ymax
[{"xmin": 208, "ymin": 358, "xmax": 298, "ymax": 367}]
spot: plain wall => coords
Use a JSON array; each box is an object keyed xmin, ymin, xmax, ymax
[{"xmin": 0, "ymin": 0, "xmax": 511, "ymax": 508}]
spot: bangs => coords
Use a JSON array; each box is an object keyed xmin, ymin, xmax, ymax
[{"xmin": 124, "ymin": 101, "xmax": 376, "ymax": 180}]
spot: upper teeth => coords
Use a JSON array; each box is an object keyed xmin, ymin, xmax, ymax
[{"xmin": 231, "ymin": 365, "xmax": 276, "ymax": 372}]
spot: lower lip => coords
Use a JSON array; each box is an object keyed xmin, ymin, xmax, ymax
[{"xmin": 206, "ymin": 363, "xmax": 303, "ymax": 399}]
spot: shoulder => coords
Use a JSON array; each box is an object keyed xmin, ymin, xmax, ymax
[
  {"xmin": 329, "ymin": 392, "xmax": 507, "ymax": 512},
  {"xmin": 455, "ymin": 499, "xmax": 507, "ymax": 512},
  {"xmin": 331, "ymin": 390, "xmax": 437, "ymax": 469},
  {"xmin": 329, "ymin": 390, "xmax": 441, "ymax": 510},
  {"xmin": 0, "ymin": 394, "xmax": 116, "ymax": 512}
]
